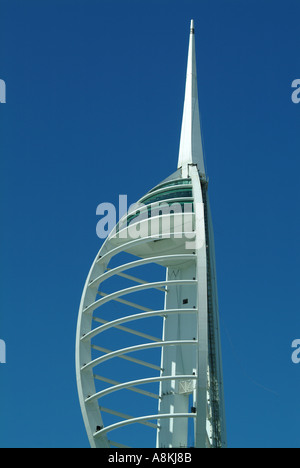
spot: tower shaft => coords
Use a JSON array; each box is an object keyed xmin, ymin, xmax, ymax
[{"xmin": 156, "ymin": 21, "xmax": 226, "ymax": 448}]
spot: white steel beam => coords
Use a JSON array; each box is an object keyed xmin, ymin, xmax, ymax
[
  {"xmin": 82, "ymin": 340, "xmax": 198, "ymax": 372},
  {"xmin": 84, "ymin": 280, "xmax": 197, "ymax": 315},
  {"xmin": 86, "ymin": 375, "xmax": 198, "ymax": 404},
  {"xmin": 94, "ymin": 413, "xmax": 196, "ymax": 439},
  {"xmin": 82, "ymin": 308, "xmax": 197, "ymax": 342}
]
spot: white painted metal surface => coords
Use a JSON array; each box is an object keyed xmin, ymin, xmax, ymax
[
  {"xmin": 76, "ymin": 20, "xmax": 226, "ymax": 449},
  {"xmin": 178, "ymin": 20, "xmax": 205, "ymax": 176}
]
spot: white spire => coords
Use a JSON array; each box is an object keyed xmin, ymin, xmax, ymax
[{"xmin": 178, "ymin": 20, "xmax": 205, "ymax": 175}]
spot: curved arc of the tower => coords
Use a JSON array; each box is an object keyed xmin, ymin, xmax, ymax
[
  {"xmin": 76, "ymin": 184, "xmax": 199, "ymax": 448},
  {"xmin": 75, "ymin": 251, "xmax": 110, "ymax": 448},
  {"xmin": 76, "ymin": 171, "xmax": 226, "ymax": 448}
]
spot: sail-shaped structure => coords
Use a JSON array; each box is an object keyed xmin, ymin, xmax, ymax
[{"xmin": 76, "ymin": 20, "xmax": 227, "ymax": 449}]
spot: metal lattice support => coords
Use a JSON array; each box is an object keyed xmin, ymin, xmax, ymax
[{"xmin": 76, "ymin": 20, "xmax": 227, "ymax": 449}]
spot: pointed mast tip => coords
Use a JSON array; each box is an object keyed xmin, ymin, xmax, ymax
[{"xmin": 178, "ymin": 17, "xmax": 205, "ymax": 174}]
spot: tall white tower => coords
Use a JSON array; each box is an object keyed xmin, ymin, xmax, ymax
[{"xmin": 76, "ymin": 20, "xmax": 227, "ymax": 449}]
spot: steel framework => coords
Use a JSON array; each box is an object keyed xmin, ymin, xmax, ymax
[{"xmin": 76, "ymin": 20, "xmax": 227, "ymax": 449}]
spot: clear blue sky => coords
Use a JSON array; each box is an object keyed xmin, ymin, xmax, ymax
[{"xmin": 0, "ymin": 0, "xmax": 299, "ymax": 448}]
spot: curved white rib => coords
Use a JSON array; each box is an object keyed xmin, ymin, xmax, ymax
[
  {"xmin": 83, "ymin": 280, "xmax": 197, "ymax": 314},
  {"xmin": 94, "ymin": 413, "xmax": 197, "ymax": 438},
  {"xmin": 89, "ymin": 254, "xmax": 195, "ymax": 286},
  {"xmin": 81, "ymin": 308, "xmax": 198, "ymax": 342},
  {"xmin": 96, "ymin": 231, "xmax": 196, "ymax": 265},
  {"xmin": 86, "ymin": 374, "xmax": 198, "ymax": 404},
  {"xmin": 82, "ymin": 340, "xmax": 198, "ymax": 372}
]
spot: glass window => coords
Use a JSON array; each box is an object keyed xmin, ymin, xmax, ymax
[
  {"xmin": 148, "ymin": 178, "xmax": 191, "ymax": 193},
  {"xmin": 142, "ymin": 188, "xmax": 193, "ymax": 206}
]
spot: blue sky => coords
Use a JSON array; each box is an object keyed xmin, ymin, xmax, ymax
[{"xmin": 0, "ymin": 0, "xmax": 299, "ymax": 448}]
